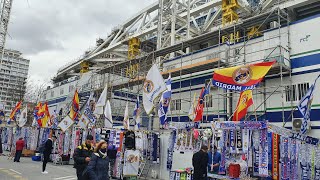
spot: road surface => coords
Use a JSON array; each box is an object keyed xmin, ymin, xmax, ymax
[{"xmin": 0, "ymin": 155, "xmax": 76, "ymax": 180}]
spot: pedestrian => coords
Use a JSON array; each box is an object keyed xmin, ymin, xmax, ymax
[
  {"xmin": 107, "ymin": 145, "xmax": 117, "ymax": 178},
  {"xmin": 42, "ymin": 135, "xmax": 56, "ymax": 174},
  {"xmin": 208, "ymin": 145, "xmax": 221, "ymax": 174},
  {"xmin": 14, "ymin": 137, "xmax": 24, "ymax": 162},
  {"xmin": 192, "ymin": 145, "xmax": 209, "ymax": 180},
  {"xmin": 73, "ymin": 135, "xmax": 94, "ymax": 180},
  {"xmin": 85, "ymin": 140, "xmax": 109, "ymax": 180}
]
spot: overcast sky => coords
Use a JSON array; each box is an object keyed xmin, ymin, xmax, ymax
[{"xmin": 6, "ymin": 0, "xmax": 156, "ymax": 83}]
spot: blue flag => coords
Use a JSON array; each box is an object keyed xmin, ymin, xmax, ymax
[
  {"xmin": 298, "ymin": 74, "xmax": 320, "ymax": 134},
  {"xmin": 158, "ymin": 75, "xmax": 172, "ymax": 125}
]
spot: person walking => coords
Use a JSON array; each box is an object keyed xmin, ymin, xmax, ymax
[
  {"xmin": 73, "ymin": 135, "xmax": 94, "ymax": 180},
  {"xmin": 42, "ymin": 136, "xmax": 56, "ymax": 174},
  {"xmin": 86, "ymin": 140, "xmax": 109, "ymax": 180},
  {"xmin": 208, "ymin": 145, "xmax": 221, "ymax": 174},
  {"xmin": 14, "ymin": 137, "xmax": 25, "ymax": 162},
  {"xmin": 192, "ymin": 145, "xmax": 209, "ymax": 180}
]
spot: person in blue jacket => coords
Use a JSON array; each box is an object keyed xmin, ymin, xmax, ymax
[
  {"xmin": 208, "ymin": 145, "xmax": 221, "ymax": 174},
  {"xmin": 86, "ymin": 140, "xmax": 109, "ymax": 180}
]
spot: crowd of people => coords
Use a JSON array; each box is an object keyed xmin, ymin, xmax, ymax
[{"xmin": 10, "ymin": 135, "xmax": 220, "ymax": 180}]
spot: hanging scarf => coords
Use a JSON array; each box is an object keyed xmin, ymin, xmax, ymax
[
  {"xmin": 167, "ymin": 130, "xmax": 176, "ymax": 170},
  {"xmin": 315, "ymin": 146, "xmax": 320, "ymax": 180},
  {"xmin": 311, "ymin": 145, "xmax": 316, "ymax": 179},
  {"xmin": 300, "ymin": 142, "xmax": 310, "ymax": 180},
  {"xmin": 290, "ymin": 139, "xmax": 298, "ymax": 180},
  {"xmin": 259, "ymin": 129, "xmax": 268, "ymax": 177},
  {"xmin": 267, "ymin": 132, "xmax": 273, "ymax": 177},
  {"xmin": 252, "ymin": 130, "xmax": 260, "ymax": 176},
  {"xmin": 280, "ymin": 136, "xmax": 289, "ymax": 180},
  {"xmin": 230, "ymin": 129, "xmax": 236, "ymax": 154},
  {"xmin": 236, "ymin": 130, "xmax": 242, "ymax": 153},
  {"xmin": 64, "ymin": 130, "xmax": 71, "ymax": 155},
  {"xmin": 152, "ymin": 133, "xmax": 159, "ymax": 163},
  {"xmin": 272, "ymin": 133, "xmax": 280, "ymax": 180},
  {"xmin": 218, "ymin": 130, "xmax": 227, "ymax": 175},
  {"xmin": 242, "ymin": 129, "xmax": 249, "ymax": 153}
]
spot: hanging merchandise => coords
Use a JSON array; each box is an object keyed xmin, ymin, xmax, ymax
[
  {"xmin": 70, "ymin": 127, "xmax": 77, "ymax": 157},
  {"xmin": 242, "ymin": 129, "xmax": 249, "ymax": 153},
  {"xmin": 290, "ymin": 139, "xmax": 298, "ymax": 180},
  {"xmin": 280, "ymin": 136, "xmax": 289, "ymax": 180},
  {"xmin": 135, "ymin": 131, "xmax": 143, "ymax": 151},
  {"xmin": 64, "ymin": 130, "xmax": 71, "ymax": 155},
  {"xmin": 124, "ymin": 130, "xmax": 135, "ymax": 149},
  {"xmin": 259, "ymin": 129, "xmax": 268, "ymax": 177},
  {"xmin": 300, "ymin": 142, "xmax": 310, "ymax": 179},
  {"xmin": 114, "ymin": 131, "xmax": 124, "ymax": 178},
  {"xmin": 123, "ymin": 149, "xmax": 140, "ymax": 176},
  {"xmin": 315, "ymin": 147, "xmax": 320, "ymax": 180},
  {"xmin": 58, "ymin": 131, "xmax": 64, "ymax": 155},
  {"xmin": 218, "ymin": 129, "xmax": 227, "ymax": 175},
  {"xmin": 95, "ymin": 128, "xmax": 101, "ymax": 143},
  {"xmin": 167, "ymin": 130, "xmax": 176, "ymax": 170}
]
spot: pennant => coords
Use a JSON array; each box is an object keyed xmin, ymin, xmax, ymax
[
  {"xmin": 123, "ymin": 102, "xmax": 129, "ymax": 130},
  {"xmin": 212, "ymin": 61, "xmax": 275, "ymax": 91},
  {"xmin": 8, "ymin": 101, "xmax": 22, "ymax": 124},
  {"xmin": 17, "ymin": 106, "xmax": 27, "ymax": 127},
  {"xmin": 143, "ymin": 64, "xmax": 166, "ymax": 114},
  {"xmin": 104, "ymin": 100, "xmax": 113, "ymax": 128},
  {"xmin": 94, "ymin": 84, "xmax": 107, "ymax": 115},
  {"xmin": 58, "ymin": 116, "xmax": 74, "ymax": 132},
  {"xmin": 133, "ymin": 98, "xmax": 141, "ymax": 130},
  {"xmin": 188, "ymin": 93, "xmax": 197, "ymax": 121},
  {"xmin": 298, "ymin": 74, "xmax": 320, "ymax": 134},
  {"xmin": 84, "ymin": 92, "xmax": 97, "ymax": 124},
  {"xmin": 233, "ymin": 90, "xmax": 253, "ymax": 121},
  {"xmin": 158, "ymin": 75, "xmax": 172, "ymax": 126},
  {"xmin": 78, "ymin": 114, "xmax": 90, "ymax": 129},
  {"xmin": 69, "ymin": 89, "xmax": 80, "ymax": 122},
  {"xmin": 0, "ymin": 103, "xmax": 5, "ymax": 125}
]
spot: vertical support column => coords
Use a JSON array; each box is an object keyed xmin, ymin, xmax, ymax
[{"xmin": 157, "ymin": 0, "xmax": 164, "ymax": 50}]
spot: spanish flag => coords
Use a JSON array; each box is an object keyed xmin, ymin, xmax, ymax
[
  {"xmin": 9, "ymin": 101, "xmax": 22, "ymax": 121},
  {"xmin": 213, "ymin": 61, "xmax": 275, "ymax": 91},
  {"xmin": 233, "ymin": 90, "xmax": 253, "ymax": 121},
  {"xmin": 70, "ymin": 89, "xmax": 80, "ymax": 121},
  {"xmin": 35, "ymin": 102, "xmax": 43, "ymax": 127},
  {"xmin": 41, "ymin": 102, "xmax": 50, "ymax": 127}
]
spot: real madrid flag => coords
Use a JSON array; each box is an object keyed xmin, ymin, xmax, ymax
[
  {"xmin": 212, "ymin": 61, "xmax": 275, "ymax": 91},
  {"xmin": 58, "ymin": 115, "xmax": 74, "ymax": 132},
  {"xmin": 158, "ymin": 75, "xmax": 172, "ymax": 125},
  {"xmin": 143, "ymin": 64, "xmax": 166, "ymax": 114},
  {"xmin": 17, "ymin": 106, "xmax": 27, "ymax": 127}
]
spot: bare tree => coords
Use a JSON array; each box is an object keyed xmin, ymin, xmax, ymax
[{"xmin": 24, "ymin": 77, "xmax": 49, "ymax": 103}]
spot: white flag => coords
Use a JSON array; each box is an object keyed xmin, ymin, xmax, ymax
[
  {"xmin": 143, "ymin": 64, "xmax": 166, "ymax": 114},
  {"xmin": 78, "ymin": 114, "xmax": 90, "ymax": 129},
  {"xmin": 17, "ymin": 106, "xmax": 27, "ymax": 127},
  {"xmin": 123, "ymin": 102, "xmax": 129, "ymax": 130},
  {"xmin": 104, "ymin": 100, "xmax": 113, "ymax": 128},
  {"xmin": 58, "ymin": 116, "xmax": 74, "ymax": 132},
  {"xmin": 188, "ymin": 93, "xmax": 197, "ymax": 121},
  {"xmin": 94, "ymin": 84, "xmax": 107, "ymax": 115}
]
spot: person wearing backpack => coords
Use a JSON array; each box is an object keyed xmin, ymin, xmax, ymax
[
  {"xmin": 73, "ymin": 135, "xmax": 94, "ymax": 180},
  {"xmin": 42, "ymin": 136, "xmax": 56, "ymax": 174}
]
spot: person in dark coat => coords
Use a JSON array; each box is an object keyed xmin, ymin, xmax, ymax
[
  {"xmin": 73, "ymin": 135, "xmax": 94, "ymax": 180},
  {"xmin": 42, "ymin": 136, "xmax": 56, "ymax": 174},
  {"xmin": 14, "ymin": 137, "xmax": 25, "ymax": 162},
  {"xmin": 86, "ymin": 140, "xmax": 109, "ymax": 180},
  {"xmin": 192, "ymin": 145, "xmax": 209, "ymax": 180},
  {"xmin": 107, "ymin": 145, "xmax": 117, "ymax": 178}
]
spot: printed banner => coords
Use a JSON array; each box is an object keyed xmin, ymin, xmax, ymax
[
  {"xmin": 215, "ymin": 121, "xmax": 267, "ymax": 130},
  {"xmin": 212, "ymin": 61, "xmax": 275, "ymax": 91},
  {"xmin": 123, "ymin": 150, "xmax": 140, "ymax": 176}
]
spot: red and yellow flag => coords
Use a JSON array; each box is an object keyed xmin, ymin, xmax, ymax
[
  {"xmin": 70, "ymin": 89, "xmax": 80, "ymax": 121},
  {"xmin": 233, "ymin": 90, "xmax": 253, "ymax": 121},
  {"xmin": 35, "ymin": 102, "xmax": 43, "ymax": 127},
  {"xmin": 9, "ymin": 101, "xmax": 22, "ymax": 121},
  {"xmin": 41, "ymin": 102, "xmax": 50, "ymax": 127},
  {"xmin": 213, "ymin": 61, "xmax": 275, "ymax": 91}
]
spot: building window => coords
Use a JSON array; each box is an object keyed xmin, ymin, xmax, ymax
[
  {"xmin": 51, "ymin": 91, "xmax": 54, "ymax": 98},
  {"xmin": 205, "ymin": 94, "xmax": 213, "ymax": 107},
  {"xmin": 285, "ymin": 83, "xmax": 309, "ymax": 102},
  {"xmin": 170, "ymin": 99, "xmax": 181, "ymax": 111},
  {"xmin": 69, "ymin": 85, "xmax": 74, "ymax": 92},
  {"xmin": 60, "ymin": 88, "xmax": 64, "ymax": 95}
]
